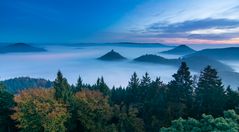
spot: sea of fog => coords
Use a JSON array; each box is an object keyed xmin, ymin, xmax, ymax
[{"xmin": 1, "ymin": 44, "xmax": 239, "ymax": 87}]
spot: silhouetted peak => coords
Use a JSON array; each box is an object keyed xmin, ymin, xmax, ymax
[
  {"xmin": 161, "ymin": 44, "xmax": 195, "ymax": 55},
  {"xmin": 0, "ymin": 43, "xmax": 46, "ymax": 53},
  {"xmin": 11, "ymin": 43, "xmax": 30, "ymax": 47},
  {"xmin": 98, "ymin": 50, "xmax": 126, "ymax": 61}
]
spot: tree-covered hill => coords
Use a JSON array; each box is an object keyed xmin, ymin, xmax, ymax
[
  {"xmin": 0, "ymin": 43, "xmax": 46, "ymax": 53},
  {"xmin": 1, "ymin": 63, "xmax": 239, "ymax": 131},
  {"xmin": 161, "ymin": 45, "xmax": 196, "ymax": 55},
  {"xmin": 134, "ymin": 54, "xmax": 233, "ymax": 72},
  {"xmin": 1, "ymin": 77, "xmax": 52, "ymax": 93},
  {"xmin": 185, "ymin": 47, "xmax": 239, "ymax": 60}
]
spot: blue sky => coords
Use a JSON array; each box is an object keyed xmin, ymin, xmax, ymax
[{"xmin": 1, "ymin": 0, "xmax": 239, "ymax": 44}]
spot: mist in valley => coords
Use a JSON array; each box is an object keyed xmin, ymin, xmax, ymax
[{"xmin": 1, "ymin": 43, "xmax": 239, "ymax": 89}]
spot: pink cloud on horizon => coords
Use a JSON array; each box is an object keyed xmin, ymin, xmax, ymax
[{"xmin": 159, "ymin": 37, "xmax": 239, "ymax": 44}]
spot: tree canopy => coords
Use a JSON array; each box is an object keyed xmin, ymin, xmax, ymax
[
  {"xmin": 11, "ymin": 89, "xmax": 69, "ymax": 132},
  {"xmin": 1, "ymin": 63, "xmax": 239, "ymax": 131},
  {"xmin": 161, "ymin": 110, "xmax": 239, "ymax": 132}
]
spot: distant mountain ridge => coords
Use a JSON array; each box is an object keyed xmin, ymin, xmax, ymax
[
  {"xmin": 134, "ymin": 54, "xmax": 177, "ymax": 65},
  {"xmin": 98, "ymin": 50, "xmax": 126, "ymax": 61},
  {"xmin": 134, "ymin": 54, "xmax": 233, "ymax": 72},
  {"xmin": 0, "ymin": 43, "xmax": 46, "ymax": 53},
  {"xmin": 185, "ymin": 47, "xmax": 239, "ymax": 60},
  {"xmin": 161, "ymin": 45, "xmax": 196, "ymax": 55},
  {"xmin": 1, "ymin": 77, "xmax": 53, "ymax": 93},
  {"xmin": 65, "ymin": 42, "xmax": 174, "ymax": 48},
  {"xmin": 114, "ymin": 42, "xmax": 174, "ymax": 47}
]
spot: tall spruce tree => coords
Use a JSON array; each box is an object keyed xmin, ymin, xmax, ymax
[
  {"xmin": 140, "ymin": 72, "xmax": 151, "ymax": 88},
  {"xmin": 139, "ymin": 72, "xmax": 151, "ymax": 102},
  {"xmin": 95, "ymin": 77, "xmax": 110, "ymax": 96},
  {"xmin": 195, "ymin": 65, "xmax": 226, "ymax": 117},
  {"xmin": 128, "ymin": 72, "xmax": 140, "ymax": 90},
  {"xmin": 75, "ymin": 76, "xmax": 83, "ymax": 92},
  {"xmin": 126, "ymin": 72, "xmax": 140, "ymax": 104},
  {"xmin": 53, "ymin": 71, "xmax": 72, "ymax": 103},
  {"xmin": 167, "ymin": 62, "xmax": 193, "ymax": 119}
]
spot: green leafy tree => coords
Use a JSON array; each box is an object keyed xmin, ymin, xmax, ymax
[
  {"xmin": 160, "ymin": 117, "xmax": 200, "ymax": 132},
  {"xmin": 195, "ymin": 66, "xmax": 226, "ymax": 117},
  {"xmin": 12, "ymin": 89, "xmax": 69, "ymax": 132},
  {"xmin": 161, "ymin": 110, "xmax": 239, "ymax": 132},
  {"xmin": 167, "ymin": 62, "xmax": 194, "ymax": 119}
]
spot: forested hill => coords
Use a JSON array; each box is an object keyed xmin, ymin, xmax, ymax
[
  {"xmin": 0, "ymin": 43, "xmax": 46, "ymax": 53},
  {"xmin": 161, "ymin": 45, "xmax": 196, "ymax": 55},
  {"xmin": 134, "ymin": 54, "xmax": 233, "ymax": 72},
  {"xmin": 1, "ymin": 77, "xmax": 52, "ymax": 93},
  {"xmin": 185, "ymin": 47, "xmax": 239, "ymax": 60},
  {"xmin": 1, "ymin": 63, "xmax": 239, "ymax": 131}
]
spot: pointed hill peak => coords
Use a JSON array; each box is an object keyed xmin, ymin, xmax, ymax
[
  {"xmin": 161, "ymin": 45, "xmax": 196, "ymax": 55},
  {"xmin": 98, "ymin": 50, "xmax": 126, "ymax": 61}
]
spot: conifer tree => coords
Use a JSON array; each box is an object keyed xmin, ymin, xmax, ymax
[
  {"xmin": 95, "ymin": 77, "xmax": 110, "ymax": 96},
  {"xmin": 53, "ymin": 71, "xmax": 72, "ymax": 103},
  {"xmin": 138, "ymin": 72, "xmax": 151, "ymax": 102},
  {"xmin": 128, "ymin": 72, "xmax": 140, "ymax": 89},
  {"xmin": 75, "ymin": 76, "xmax": 83, "ymax": 92},
  {"xmin": 126, "ymin": 72, "xmax": 140, "ymax": 104},
  {"xmin": 143, "ymin": 77, "xmax": 168, "ymax": 131},
  {"xmin": 110, "ymin": 86, "xmax": 126, "ymax": 105},
  {"xmin": 140, "ymin": 72, "xmax": 151, "ymax": 87},
  {"xmin": 195, "ymin": 65, "xmax": 226, "ymax": 117},
  {"xmin": 167, "ymin": 62, "xmax": 193, "ymax": 119}
]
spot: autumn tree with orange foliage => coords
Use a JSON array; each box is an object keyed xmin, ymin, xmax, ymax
[
  {"xmin": 74, "ymin": 89, "xmax": 113, "ymax": 131},
  {"xmin": 11, "ymin": 89, "xmax": 69, "ymax": 132}
]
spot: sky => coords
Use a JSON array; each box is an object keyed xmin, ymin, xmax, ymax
[{"xmin": 1, "ymin": 0, "xmax": 239, "ymax": 44}]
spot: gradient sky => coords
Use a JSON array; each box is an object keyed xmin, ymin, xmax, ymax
[{"xmin": 1, "ymin": 0, "xmax": 239, "ymax": 44}]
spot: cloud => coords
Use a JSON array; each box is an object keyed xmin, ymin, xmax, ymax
[
  {"xmin": 222, "ymin": 5, "xmax": 239, "ymax": 15},
  {"xmin": 188, "ymin": 27, "xmax": 239, "ymax": 35},
  {"xmin": 147, "ymin": 18, "xmax": 239, "ymax": 33},
  {"xmin": 144, "ymin": 18, "xmax": 239, "ymax": 41},
  {"xmin": 188, "ymin": 34, "xmax": 233, "ymax": 40}
]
